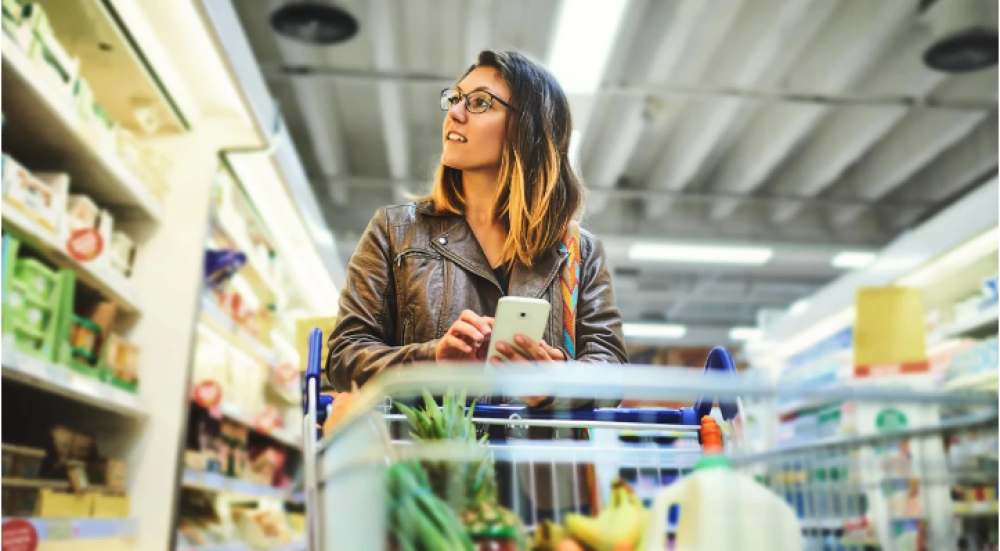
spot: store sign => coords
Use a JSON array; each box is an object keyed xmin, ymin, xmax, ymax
[
  {"xmin": 66, "ymin": 228, "xmax": 103, "ymax": 262},
  {"xmin": 2, "ymin": 519, "xmax": 38, "ymax": 551},
  {"xmin": 854, "ymin": 287, "xmax": 929, "ymax": 378}
]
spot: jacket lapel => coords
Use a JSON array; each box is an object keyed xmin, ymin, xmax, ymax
[
  {"xmin": 510, "ymin": 244, "xmax": 568, "ymax": 299},
  {"xmin": 428, "ymin": 216, "xmax": 502, "ymax": 292}
]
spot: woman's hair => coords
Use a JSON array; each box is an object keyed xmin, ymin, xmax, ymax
[{"xmin": 424, "ymin": 50, "xmax": 585, "ymax": 267}]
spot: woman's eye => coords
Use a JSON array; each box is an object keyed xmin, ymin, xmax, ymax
[{"xmin": 471, "ymin": 97, "xmax": 489, "ymax": 109}]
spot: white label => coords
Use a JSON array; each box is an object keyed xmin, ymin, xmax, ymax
[{"xmin": 17, "ymin": 353, "xmax": 48, "ymax": 379}]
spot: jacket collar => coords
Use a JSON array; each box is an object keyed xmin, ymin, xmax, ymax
[{"xmin": 423, "ymin": 203, "xmax": 567, "ymax": 298}]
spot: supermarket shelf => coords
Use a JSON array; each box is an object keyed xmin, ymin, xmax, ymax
[
  {"xmin": 177, "ymin": 540, "xmax": 306, "ymax": 551},
  {"xmin": 219, "ymin": 401, "xmax": 302, "ymax": 450},
  {"xmin": 945, "ymin": 370, "xmax": 999, "ymax": 391},
  {"xmin": 1, "ymin": 203, "xmax": 141, "ymax": 313},
  {"xmin": 1, "ymin": 477, "xmax": 71, "ymax": 490},
  {"xmin": 954, "ymin": 501, "xmax": 999, "ymax": 517},
  {"xmin": 209, "ymin": 218, "xmax": 280, "ymax": 301},
  {"xmin": 0, "ymin": 33, "xmax": 163, "ymax": 221},
  {"xmin": 927, "ymin": 303, "xmax": 1000, "ymax": 346},
  {"xmin": 799, "ymin": 518, "xmax": 845, "ymax": 531},
  {"xmin": 840, "ymin": 536, "xmax": 880, "ymax": 547},
  {"xmin": 1, "ymin": 346, "xmax": 146, "ymax": 418},
  {"xmin": 200, "ymin": 295, "xmax": 279, "ymax": 368},
  {"xmin": 181, "ymin": 469, "xmax": 301, "ymax": 503},
  {"xmin": 0, "ymin": 517, "xmax": 138, "ymax": 540}
]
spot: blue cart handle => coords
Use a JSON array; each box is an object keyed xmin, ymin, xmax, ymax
[
  {"xmin": 303, "ymin": 328, "xmax": 334, "ymax": 426},
  {"xmin": 473, "ymin": 346, "xmax": 739, "ymax": 426}
]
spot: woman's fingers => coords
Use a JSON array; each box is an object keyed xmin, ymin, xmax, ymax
[
  {"xmin": 540, "ymin": 341, "xmax": 566, "ymax": 361},
  {"xmin": 449, "ymin": 320, "xmax": 485, "ymax": 345},
  {"xmin": 442, "ymin": 334, "xmax": 473, "ymax": 355},
  {"xmin": 458, "ymin": 309, "xmax": 493, "ymax": 336}
]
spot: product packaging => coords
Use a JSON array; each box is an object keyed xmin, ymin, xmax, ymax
[
  {"xmin": 2, "ymin": 157, "xmax": 68, "ymax": 234},
  {"xmin": 109, "ymin": 231, "xmax": 136, "ymax": 277}
]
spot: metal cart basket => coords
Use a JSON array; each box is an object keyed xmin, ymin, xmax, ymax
[{"xmin": 302, "ymin": 329, "xmax": 998, "ymax": 551}]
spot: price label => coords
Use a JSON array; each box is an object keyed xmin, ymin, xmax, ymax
[
  {"xmin": 45, "ymin": 519, "xmax": 73, "ymax": 541},
  {"xmin": 44, "ymin": 362, "xmax": 63, "ymax": 381},
  {"xmin": 16, "ymin": 354, "xmax": 48, "ymax": 379}
]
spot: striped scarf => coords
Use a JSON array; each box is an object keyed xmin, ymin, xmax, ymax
[{"xmin": 558, "ymin": 220, "xmax": 581, "ymax": 359}]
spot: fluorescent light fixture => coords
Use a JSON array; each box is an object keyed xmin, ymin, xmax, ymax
[
  {"xmin": 629, "ymin": 243, "xmax": 774, "ymax": 265},
  {"xmin": 623, "ymin": 323, "xmax": 687, "ymax": 339},
  {"xmin": 729, "ymin": 327, "xmax": 762, "ymax": 342},
  {"xmin": 548, "ymin": 0, "xmax": 629, "ymax": 94},
  {"xmin": 788, "ymin": 299, "xmax": 810, "ymax": 317},
  {"xmin": 831, "ymin": 251, "xmax": 878, "ymax": 269}
]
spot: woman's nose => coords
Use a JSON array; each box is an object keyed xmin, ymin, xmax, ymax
[{"xmin": 448, "ymin": 100, "xmax": 467, "ymax": 123}]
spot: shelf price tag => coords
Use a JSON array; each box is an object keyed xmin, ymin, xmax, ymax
[
  {"xmin": 16, "ymin": 353, "xmax": 48, "ymax": 380},
  {"xmin": 45, "ymin": 519, "xmax": 73, "ymax": 540}
]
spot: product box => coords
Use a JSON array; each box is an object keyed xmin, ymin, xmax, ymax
[
  {"xmin": 91, "ymin": 493, "xmax": 129, "ymax": 518},
  {"xmin": 18, "ymin": 3, "xmax": 79, "ymax": 94},
  {"xmin": 2, "ymin": 157, "xmax": 68, "ymax": 233},
  {"xmin": 36, "ymin": 488, "xmax": 93, "ymax": 518},
  {"xmin": 109, "ymin": 231, "xmax": 135, "ymax": 277}
]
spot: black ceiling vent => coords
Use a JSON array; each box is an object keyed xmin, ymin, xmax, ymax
[
  {"xmin": 924, "ymin": 29, "xmax": 998, "ymax": 72},
  {"xmin": 270, "ymin": 2, "xmax": 358, "ymax": 45}
]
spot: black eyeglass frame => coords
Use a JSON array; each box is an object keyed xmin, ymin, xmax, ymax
[{"xmin": 440, "ymin": 88, "xmax": 516, "ymax": 113}]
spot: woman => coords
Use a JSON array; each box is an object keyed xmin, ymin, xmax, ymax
[{"xmin": 327, "ymin": 50, "xmax": 627, "ymax": 517}]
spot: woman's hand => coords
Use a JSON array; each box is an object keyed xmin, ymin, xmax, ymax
[
  {"xmin": 491, "ymin": 335, "xmax": 565, "ymax": 407},
  {"xmin": 435, "ymin": 310, "xmax": 494, "ymax": 362}
]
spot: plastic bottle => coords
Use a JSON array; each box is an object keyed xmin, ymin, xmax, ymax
[{"xmin": 641, "ymin": 417, "xmax": 802, "ymax": 550}]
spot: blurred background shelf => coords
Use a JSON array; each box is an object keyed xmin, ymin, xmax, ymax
[
  {"xmin": 1, "ymin": 204, "xmax": 141, "ymax": 313},
  {"xmin": 0, "ymin": 517, "xmax": 138, "ymax": 540},
  {"xmin": 1, "ymin": 346, "xmax": 146, "ymax": 418}
]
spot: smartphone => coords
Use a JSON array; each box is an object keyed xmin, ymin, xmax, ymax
[{"xmin": 485, "ymin": 296, "xmax": 551, "ymax": 364}]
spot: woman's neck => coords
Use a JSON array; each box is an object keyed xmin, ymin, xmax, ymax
[{"xmin": 462, "ymin": 168, "xmax": 500, "ymax": 227}]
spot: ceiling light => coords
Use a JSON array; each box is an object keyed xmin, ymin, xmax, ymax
[
  {"xmin": 729, "ymin": 327, "xmax": 762, "ymax": 342},
  {"xmin": 831, "ymin": 251, "xmax": 877, "ymax": 269},
  {"xmin": 547, "ymin": 0, "xmax": 629, "ymax": 94},
  {"xmin": 270, "ymin": 2, "xmax": 358, "ymax": 45},
  {"xmin": 628, "ymin": 243, "xmax": 774, "ymax": 265},
  {"xmin": 788, "ymin": 299, "xmax": 810, "ymax": 317},
  {"xmin": 623, "ymin": 323, "xmax": 687, "ymax": 339}
]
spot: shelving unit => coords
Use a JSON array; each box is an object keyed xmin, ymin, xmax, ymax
[
  {"xmin": 1, "ymin": 32, "xmax": 163, "ymax": 220},
  {"xmin": 181, "ymin": 470, "xmax": 301, "ymax": 503},
  {"xmin": 178, "ymin": 542, "xmax": 306, "ymax": 551},
  {"xmin": 1, "ymin": 346, "xmax": 146, "ymax": 418},
  {"xmin": 0, "ymin": 517, "xmax": 138, "ymax": 540},
  {"xmin": 0, "ymin": 199, "xmax": 141, "ymax": 312}
]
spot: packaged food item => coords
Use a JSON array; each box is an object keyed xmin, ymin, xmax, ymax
[
  {"xmin": 64, "ymin": 195, "xmax": 100, "ymax": 233},
  {"xmin": 2, "ymin": 156, "xmax": 67, "ymax": 233},
  {"xmin": 19, "ymin": 3, "xmax": 79, "ymax": 92},
  {"xmin": 14, "ymin": 257, "xmax": 56, "ymax": 299},
  {"xmin": 104, "ymin": 334, "xmax": 139, "ymax": 390},
  {"xmin": 69, "ymin": 315, "xmax": 101, "ymax": 365},
  {"xmin": 109, "ymin": 231, "xmax": 135, "ymax": 277},
  {"xmin": 49, "ymin": 425, "xmax": 75, "ymax": 460}
]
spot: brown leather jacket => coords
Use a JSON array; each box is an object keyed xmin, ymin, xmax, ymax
[{"xmin": 326, "ymin": 201, "xmax": 628, "ymax": 399}]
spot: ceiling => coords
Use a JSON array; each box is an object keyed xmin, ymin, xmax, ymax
[{"xmin": 232, "ymin": 0, "xmax": 998, "ymax": 345}]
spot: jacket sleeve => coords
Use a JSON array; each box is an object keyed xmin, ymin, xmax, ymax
[
  {"xmin": 542, "ymin": 232, "xmax": 628, "ymax": 411},
  {"xmin": 326, "ymin": 208, "xmax": 437, "ymax": 391}
]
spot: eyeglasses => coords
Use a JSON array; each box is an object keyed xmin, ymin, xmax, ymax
[{"xmin": 440, "ymin": 88, "xmax": 515, "ymax": 114}]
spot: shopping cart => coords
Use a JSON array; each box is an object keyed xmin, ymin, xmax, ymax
[{"xmin": 301, "ymin": 328, "xmax": 999, "ymax": 551}]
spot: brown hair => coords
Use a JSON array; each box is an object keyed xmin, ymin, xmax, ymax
[{"xmin": 424, "ymin": 50, "xmax": 585, "ymax": 267}]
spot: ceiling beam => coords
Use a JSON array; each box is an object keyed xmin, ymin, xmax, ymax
[
  {"xmin": 706, "ymin": 0, "xmax": 921, "ymax": 221},
  {"xmin": 769, "ymin": 104, "xmax": 909, "ymax": 223},
  {"xmin": 369, "ymin": 0, "xmax": 409, "ymax": 183},
  {"xmin": 642, "ymin": 0, "xmax": 824, "ymax": 218},
  {"xmin": 830, "ymin": 107, "xmax": 987, "ymax": 225},
  {"xmin": 889, "ymin": 111, "xmax": 998, "ymax": 228},
  {"xmin": 315, "ymin": 175, "xmax": 935, "ymax": 210},
  {"xmin": 583, "ymin": 0, "xmax": 718, "ymax": 213}
]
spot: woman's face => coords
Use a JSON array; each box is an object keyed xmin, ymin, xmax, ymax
[{"xmin": 441, "ymin": 67, "xmax": 511, "ymax": 173}]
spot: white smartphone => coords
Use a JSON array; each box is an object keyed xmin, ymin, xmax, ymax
[{"xmin": 485, "ymin": 296, "xmax": 551, "ymax": 364}]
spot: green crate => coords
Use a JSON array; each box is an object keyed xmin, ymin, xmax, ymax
[{"xmin": 14, "ymin": 258, "xmax": 57, "ymax": 301}]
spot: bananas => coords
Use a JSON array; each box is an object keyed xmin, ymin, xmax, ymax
[
  {"xmin": 531, "ymin": 519, "xmax": 567, "ymax": 551},
  {"xmin": 533, "ymin": 478, "xmax": 649, "ymax": 551}
]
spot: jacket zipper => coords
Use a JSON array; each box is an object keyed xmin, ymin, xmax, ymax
[{"xmin": 394, "ymin": 248, "xmax": 443, "ymax": 267}]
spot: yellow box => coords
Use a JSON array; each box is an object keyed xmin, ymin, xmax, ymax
[
  {"xmin": 91, "ymin": 494, "xmax": 130, "ymax": 518},
  {"xmin": 37, "ymin": 489, "xmax": 92, "ymax": 518}
]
